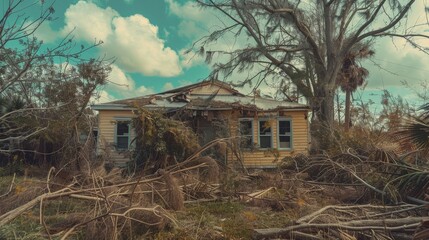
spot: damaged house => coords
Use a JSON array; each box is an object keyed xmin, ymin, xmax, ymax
[{"xmin": 91, "ymin": 80, "xmax": 310, "ymax": 168}]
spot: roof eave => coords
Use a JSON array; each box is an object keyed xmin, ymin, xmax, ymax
[
  {"xmin": 276, "ymin": 107, "xmax": 310, "ymax": 111},
  {"xmin": 91, "ymin": 102, "xmax": 310, "ymax": 112},
  {"xmin": 90, "ymin": 104, "xmax": 136, "ymax": 111}
]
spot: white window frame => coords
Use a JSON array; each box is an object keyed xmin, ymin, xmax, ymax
[
  {"xmin": 277, "ymin": 118, "xmax": 292, "ymax": 150},
  {"xmin": 258, "ymin": 119, "xmax": 273, "ymax": 149},
  {"xmin": 114, "ymin": 118, "xmax": 131, "ymax": 150},
  {"xmin": 238, "ymin": 118, "xmax": 254, "ymax": 149}
]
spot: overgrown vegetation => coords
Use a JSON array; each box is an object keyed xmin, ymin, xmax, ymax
[
  {"xmin": 131, "ymin": 108, "xmax": 200, "ymax": 172},
  {"xmin": 1, "ymin": 0, "xmax": 429, "ymax": 239},
  {"xmin": 0, "ymin": 0, "xmax": 110, "ymax": 172},
  {"xmin": 1, "ymin": 116, "xmax": 429, "ymax": 239}
]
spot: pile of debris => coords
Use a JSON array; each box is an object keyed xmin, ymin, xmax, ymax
[
  {"xmin": 0, "ymin": 151, "xmax": 222, "ymax": 239},
  {"xmin": 254, "ymin": 204, "xmax": 429, "ymax": 239},
  {"xmin": 1, "ymin": 140, "xmax": 429, "ymax": 239}
]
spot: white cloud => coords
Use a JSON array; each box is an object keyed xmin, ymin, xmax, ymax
[
  {"xmin": 163, "ymin": 82, "xmax": 174, "ymax": 91},
  {"xmin": 91, "ymin": 89, "xmax": 116, "ymax": 104},
  {"xmin": 135, "ymin": 85, "xmax": 151, "ymax": 95},
  {"xmin": 363, "ymin": 37, "xmax": 429, "ymax": 91},
  {"xmin": 179, "ymin": 48, "xmax": 204, "ymax": 69},
  {"xmin": 33, "ymin": 21, "xmax": 58, "ymax": 43},
  {"xmin": 347, "ymin": 0, "xmax": 429, "ymax": 93},
  {"xmin": 106, "ymin": 65, "xmax": 154, "ymax": 98},
  {"xmin": 62, "ymin": 1, "xmax": 118, "ymax": 42},
  {"xmin": 166, "ymin": 0, "xmax": 202, "ymax": 20},
  {"xmin": 165, "ymin": 0, "xmax": 249, "ymax": 71},
  {"xmin": 104, "ymin": 15, "xmax": 181, "ymax": 76},
  {"xmin": 62, "ymin": 1, "xmax": 182, "ymax": 77},
  {"xmin": 177, "ymin": 20, "xmax": 204, "ymax": 39},
  {"xmin": 166, "ymin": 0, "xmax": 242, "ymax": 72},
  {"xmin": 165, "ymin": 0, "xmax": 214, "ymax": 39},
  {"xmin": 107, "ymin": 65, "xmax": 135, "ymax": 91}
]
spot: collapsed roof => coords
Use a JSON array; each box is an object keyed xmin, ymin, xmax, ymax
[{"xmin": 91, "ymin": 80, "xmax": 309, "ymax": 112}]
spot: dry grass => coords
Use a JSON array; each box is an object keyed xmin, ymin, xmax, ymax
[
  {"xmin": 193, "ymin": 156, "xmax": 219, "ymax": 184},
  {"xmin": 159, "ymin": 170, "xmax": 184, "ymax": 211},
  {"xmin": 2, "ymin": 138, "xmax": 428, "ymax": 240},
  {"xmin": 0, "ymin": 179, "xmax": 45, "ymax": 215},
  {"xmin": 0, "ymin": 166, "xmax": 301, "ymax": 239}
]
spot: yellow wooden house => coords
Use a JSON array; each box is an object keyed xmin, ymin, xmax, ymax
[{"xmin": 91, "ymin": 80, "xmax": 310, "ymax": 168}]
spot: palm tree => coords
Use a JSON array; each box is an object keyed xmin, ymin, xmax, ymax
[
  {"xmin": 0, "ymin": 94, "xmax": 26, "ymax": 153},
  {"xmin": 337, "ymin": 46, "xmax": 374, "ymax": 131}
]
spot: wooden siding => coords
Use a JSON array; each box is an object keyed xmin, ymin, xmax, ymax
[
  {"xmin": 190, "ymin": 84, "xmax": 234, "ymax": 95},
  {"xmin": 227, "ymin": 110, "xmax": 309, "ymax": 168},
  {"xmin": 97, "ymin": 109, "xmax": 309, "ymax": 168},
  {"xmin": 97, "ymin": 110, "xmax": 135, "ymax": 166}
]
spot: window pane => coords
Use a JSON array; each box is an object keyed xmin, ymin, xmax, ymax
[
  {"xmin": 279, "ymin": 136, "xmax": 291, "ymax": 148},
  {"xmin": 260, "ymin": 136, "xmax": 271, "ymax": 148},
  {"xmin": 239, "ymin": 120, "xmax": 252, "ymax": 135},
  {"xmin": 279, "ymin": 120, "xmax": 291, "ymax": 135},
  {"xmin": 259, "ymin": 120, "xmax": 271, "ymax": 135},
  {"xmin": 239, "ymin": 120, "xmax": 253, "ymax": 149},
  {"xmin": 117, "ymin": 136, "xmax": 129, "ymax": 149},
  {"xmin": 117, "ymin": 122, "xmax": 129, "ymax": 135}
]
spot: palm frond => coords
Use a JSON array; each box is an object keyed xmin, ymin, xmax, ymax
[
  {"xmin": 395, "ymin": 117, "xmax": 429, "ymax": 150},
  {"xmin": 395, "ymin": 171, "xmax": 429, "ymax": 199},
  {"xmin": 419, "ymin": 103, "xmax": 429, "ymax": 120}
]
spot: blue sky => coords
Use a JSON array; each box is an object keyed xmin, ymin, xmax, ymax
[
  {"xmin": 26, "ymin": 0, "xmax": 429, "ymax": 108},
  {"xmin": 31, "ymin": 0, "xmax": 214, "ymax": 102}
]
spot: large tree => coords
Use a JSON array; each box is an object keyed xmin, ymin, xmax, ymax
[
  {"xmin": 196, "ymin": 0, "xmax": 427, "ymax": 132},
  {"xmin": 0, "ymin": 0, "xmax": 110, "ymax": 164}
]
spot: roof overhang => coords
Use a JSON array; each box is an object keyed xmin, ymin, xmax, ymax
[
  {"xmin": 90, "ymin": 104, "xmax": 136, "ymax": 111},
  {"xmin": 91, "ymin": 81, "xmax": 311, "ymax": 113},
  {"xmin": 91, "ymin": 103, "xmax": 310, "ymax": 112}
]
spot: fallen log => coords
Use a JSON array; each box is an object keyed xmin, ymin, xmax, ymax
[
  {"xmin": 0, "ymin": 189, "xmax": 79, "ymax": 227},
  {"xmin": 253, "ymin": 217, "xmax": 429, "ymax": 239}
]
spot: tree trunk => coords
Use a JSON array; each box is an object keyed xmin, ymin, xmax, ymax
[
  {"xmin": 344, "ymin": 90, "xmax": 351, "ymax": 131},
  {"xmin": 311, "ymin": 86, "xmax": 336, "ymax": 152},
  {"xmin": 319, "ymin": 86, "xmax": 335, "ymax": 127},
  {"xmin": 336, "ymin": 92, "xmax": 341, "ymax": 124}
]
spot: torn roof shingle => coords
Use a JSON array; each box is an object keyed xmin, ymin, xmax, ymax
[{"xmin": 92, "ymin": 93, "xmax": 309, "ymax": 111}]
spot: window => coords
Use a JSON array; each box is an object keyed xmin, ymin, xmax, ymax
[
  {"xmin": 259, "ymin": 120, "xmax": 272, "ymax": 148},
  {"xmin": 239, "ymin": 119, "xmax": 253, "ymax": 148},
  {"xmin": 278, "ymin": 119, "xmax": 292, "ymax": 149},
  {"xmin": 116, "ymin": 121, "xmax": 130, "ymax": 150}
]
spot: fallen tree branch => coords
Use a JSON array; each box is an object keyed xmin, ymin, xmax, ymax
[
  {"xmin": 328, "ymin": 159, "xmax": 386, "ymax": 195},
  {"xmin": 60, "ymin": 212, "xmax": 110, "ymax": 240},
  {"xmin": 0, "ymin": 188, "xmax": 78, "ymax": 226},
  {"xmin": 254, "ymin": 216, "xmax": 429, "ymax": 239},
  {"xmin": 296, "ymin": 204, "xmax": 419, "ymax": 223}
]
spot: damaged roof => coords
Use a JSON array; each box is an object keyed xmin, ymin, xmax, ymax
[
  {"xmin": 159, "ymin": 79, "xmax": 243, "ymax": 96},
  {"xmin": 91, "ymin": 80, "xmax": 309, "ymax": 112}
]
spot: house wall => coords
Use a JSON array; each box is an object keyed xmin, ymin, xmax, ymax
[
  {"xmin": 97, "ymin": 110, "xmax": 135, "ymax": 166},
  {"xmin": 190, "ymin": 84, "xmax": 234, "ymax": 95},
  {"xmin": 97, "ymin": 108, "xmax": 309, "ymax": 168},
  {"xmin": 227, "ymin": 110, "xmax": 309, "ymax": 168}
]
